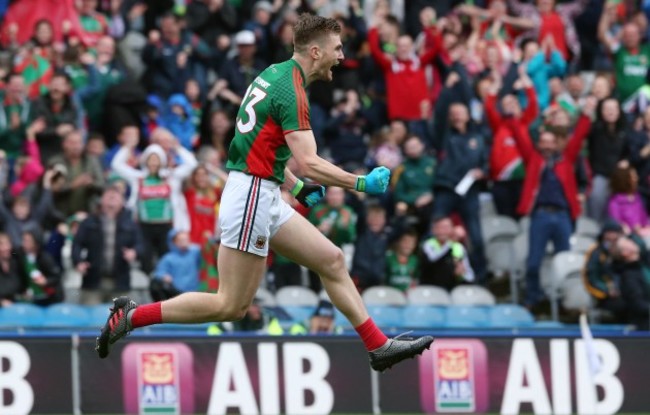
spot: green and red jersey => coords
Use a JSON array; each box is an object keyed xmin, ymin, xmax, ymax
[{"xmin": 226, "ymin": 59, "xmax": 311, "ymax": 183}]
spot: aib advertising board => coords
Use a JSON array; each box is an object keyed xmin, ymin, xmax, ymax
[{"xmin": 0, "ymin": 335, "xmax": 650, "ymax": 414}]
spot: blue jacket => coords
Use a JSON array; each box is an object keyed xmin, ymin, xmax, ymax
[
  {"xmin": 154, "ymin": 230, "xmax": 201, "ymax": 293},
  {"xmin": 159, "ymin": 94, "xmax": 197, "ymax": 149},
  {"xmin": 526, "ymin": 51, "xmax": 566, "ymax": 110}
]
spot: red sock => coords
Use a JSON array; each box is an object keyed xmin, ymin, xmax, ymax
[
  {"xmin": 355, "ymin": 318, "xmax": 388, "ymax": 351},
  {"xmin": 130, "ymin": 303, "xmax": 163, "ymax": 328}
]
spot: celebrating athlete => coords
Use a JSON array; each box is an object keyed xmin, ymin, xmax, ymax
[{"xmin": 96, "ymin": 13, "xmax": 433, "ymax": 372}]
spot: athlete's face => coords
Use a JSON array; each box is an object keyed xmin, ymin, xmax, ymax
[{"xmin": 315, "ymin": 33, "xmax": 344, "ymax": 82}]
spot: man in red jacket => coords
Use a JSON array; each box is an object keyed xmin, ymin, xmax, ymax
[
  {"xmin": 368, "ymin": 15, "xmax": 444, "ymax": 142},
  {"xmin": 507, "ymin": 97, "xmax": 595, "ymax": 309},
  {"xmin": 485, "ymin": 71, "xmax": 539, "ymax": 219}
]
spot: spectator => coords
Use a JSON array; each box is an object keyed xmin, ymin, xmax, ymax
[
  {"xmin": 385, "ymin": 229, "xmax": 420, "ymax": 292},
  {"xmin": 324, "ymin": 89, "xmax": 369, "ymax": 166},
  {"xmin": 232, "ymin": 296, "xmax": 283, "ymax": 334},
  {"xmin": 522, "ymin": 37, "xmax": 567, "ymax": 110},
  {"xmin": 8, "ymin": 119, "xmax": 45, "ymax": 198},
  {"xmin": 21, "ymin": 229, "xmax": 63, "ymax": 306},
  {"xmin": 72, "ymin": 185, "xmax": 144, "ymax": 305},
  {"xmin": 608, "ymin": 165, "xmax": 650, "ymax": 235},
  {"xmin": 583, "ymin": 219, "xmax": 627, "ymax": 321},
  {"xmin": 628, "ymin": 106, "xmax": 650, "ymax": 210},
  {"xmin": 370, "ymin": 120, "xmax": 406, "ymax": 171},
  {"xmin": 31, "ymin": 73, "xmax": 81, "ymax": 163},
  {"xmin": 49, "ymin": 129, "xmax": 105, "ymax": 216},
  {"xmin": 455, "ymin": 1, "xmax": 534, "ymax": 45},
  {"xmin": 368, "ymin": 13, "xmax": 443, "ymax": 138},
  {"xmin": 331, "ymin": 1, "xmax": 368, "ymax": 90},
  {"xmin": 599, "ymin": 19, "xmax": 650, "ymax": 102},
  {"xmin": 615, "ymin": 236, "xmax": 650, "ymax": 330},
  {"xmin": 0, "ymin": 169, "xmax": 56, "ymax": 246},
  {"xmin": 184, "ymin": 164, "xmax": 221, "ymax": 244},
  {"xmin": 351, "ymin": 203, "xmax": 389, "ymax": 291},
  {"xmin": 420, "ymin": 215, "xmax": 474, "ymax": 291},
  {"xmin": 12, "ymin": 41, "xmax": 54, "ymax": 100},
  {"xmin": 142, "ymin": 13, "xmax": 211, "ymax": 98},
  {"xmin": 111, "ymin": 138, "xmax": 198, "ymax": 272},
  {"xmin": 80, "ymin": 36, "xmax": 125, "ymax": 134},
  {"xmin": 392, "ymin": 135, "xmax": 435, "ymax": 231},
  {"xmin": 27, "ymin": 19, "xmax": 60, "ymax": 64},
  {"xmin": 185, "ymin": 0, "xmax": 238, "ymax": 47},
  {"xmin": 485, "ymin": 70, "xmax": 538, "ymax": 219},
  {"xmin": 243, "ymin": 1, "xmax": 275, "ymax": 64},
  {"xmin": 555, "ymin": 72, "xmax": 586, "ymax": 120},
  {"xmin": 307, "ymin": 299, "xmax": 340, "ymax": 334},
  {"xmin": 0, "ymin": 232, "xmax": 27, "ymax": 306},
  {"xmin": 158, "ymin": 94, "xmax": 198, "ymax": 150},
  {"xmin": 75, "ymin": 0, "xmax": 125, "ymax": 47},
  {"xmin": 591, "ymin": 74, "xmax": 614, "ymax": 102},
  {"xmin": 196, "ymin": 145, "xmax": 228, "ymax": 187},
  {"xmin": 586, "ymin": 97, "xmax": 628, "ymax": 222},
  {"xmin": 184, "ymin": 79, "xmax": 204, "ymax": 132},
  {"xmin": 508, "ymin": 0, "xmax": 589, "ymax": 63},
  {"xmin": 272, "ymin": 19, "xmax": 295, "ymax": 64},
  {"xmin": 200, "ymin": 109, "xmax": 233, "ymax": 159},
  {"xmin": 150, "ymin": 229, "xmax": 200, "ymax": 301},
  {"xmin": 508, "ymin": 98, "xmax": 594, "ymax": 309},
  {"xmin": 0, "ymin": 73, "xmax": 32, "ymax": 161},
  {"xmin": 432, "ymin": 102, "xmax": 488, "ymax": 283},
  {"xmin": 309, "ymin": 186, "xmax": 357, "ymax": 248},
  {"xmin": 212, "ymin": 30, "xmax": 266, "ymax": 112},
  {"xmin": 308, "ymin": 186, "xmax": 357, "ymax": 292}
]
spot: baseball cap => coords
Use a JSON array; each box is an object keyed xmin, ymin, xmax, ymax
[
  {"xmin": 313, "ymin": 300, "xmax": 335, "ymax": 319},
  {"xmin": 253, "ymin": 1, "xmax": 274, "ymax": 13},
  {"xmin": 235, "ymin": 30, "xmax": 256, "ymax": 46}
]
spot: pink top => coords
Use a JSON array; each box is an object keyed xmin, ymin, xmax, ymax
[
  {"xmin": 10, "ymin": 140, "xmax": 44, "ymax": 197},
  {"xmin": 608, "ymin": 193, "xmax": 649, "ymax": 229}
]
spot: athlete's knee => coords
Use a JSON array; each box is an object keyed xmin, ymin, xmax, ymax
[
  {"xmin": 213, "ymin": 301, "xmax": 249, "ymax": 321},
  {"xmin": 317, "ymin": 247, "xmax": 346, "ymax": 277}
]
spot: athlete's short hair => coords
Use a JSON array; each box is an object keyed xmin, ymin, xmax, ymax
[{"xmin": 293, "ymin": 13, "xmax": 341, "ymax": 53}]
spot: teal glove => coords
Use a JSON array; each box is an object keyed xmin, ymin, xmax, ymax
[
  {"xmin": 355, "ymin": 166, "xmax": 391, "ymax": 195},
  {"xmin": 291, "ymin": 179, "xmax": 326, "ymax": 207}
]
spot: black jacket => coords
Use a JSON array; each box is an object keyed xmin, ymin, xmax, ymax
[
  {"xmin": 587, "ymin": 120, "xmax": 627, "ymax": 177},
  {"xmin": 72, "ymin": 209, "xmax": 144, "ymax": 290}
]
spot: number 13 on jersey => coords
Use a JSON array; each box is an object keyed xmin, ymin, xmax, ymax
[{"xmin": 236, "ymin": 86, "xmax": 268, "ymax": 134}]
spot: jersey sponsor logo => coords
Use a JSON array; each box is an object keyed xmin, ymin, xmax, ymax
[
  {"xmin": 254, "ymin": 235, "xmax": 267, "ymax": 249},
  {"xmin": 139, "ymin": 184, "xmax": 172, "ymax": 199},
  {"xmin": 255, "ymin": 77, "xmax": 270, "ymax": 89}
]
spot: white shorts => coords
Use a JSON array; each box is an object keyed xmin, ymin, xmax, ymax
[{"xmin": 219, "ymin": 171, "xmax": 295, "ymax": 257}]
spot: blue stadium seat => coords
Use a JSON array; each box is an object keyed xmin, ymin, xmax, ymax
[
  {"xmin": 367, "ymin": 305, "xmax": 404, "ymax": 328},
  {"xmin": 282, "ymin": 305, "xmax": 316, "ymax": 323},
  {"xmin": 334, "ymin": 309, "xmax": 353, "ymax": 329},
  {"xmin": 43, "ymin": 304, "xmax": 91, "ymax": 327},
  {"xmin": 402, "ymin": 305, "xmax": 446, "ymax": 329},
  {"xmin": 488, "ymin": 304, "xmax": 535, "ymax": 328},
  {"xmin": 445, "ymin": 305, "xmax": 490, "ymax": 328},
  {"xmin": 88, "ymin": 304, "xmax": 112, "ymax": 328},
  {"xmin": 0, "ymin": 303, "xmax": 46, "ymax": 327}
]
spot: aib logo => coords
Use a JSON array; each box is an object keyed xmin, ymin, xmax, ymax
[
  {"xmin": 419, "ymin": 339, "xmax": 489, "ymax": 413},
  {"xmin": 122, "ymin": 343, "xmax": 194, "ymax": 415}
]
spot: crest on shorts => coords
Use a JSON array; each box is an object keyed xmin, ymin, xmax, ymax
[{"xmin": 254, "ymin": 235, "xmax": 267, "ymax": 249}]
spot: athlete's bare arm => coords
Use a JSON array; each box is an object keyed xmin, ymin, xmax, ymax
[
  {"xmin": 282, "ymin": 167, "xmax": 300, "ymax": 190},
  {"xmin": 286, "ymin": 130, "xmax": 358, "ymax": 189}
]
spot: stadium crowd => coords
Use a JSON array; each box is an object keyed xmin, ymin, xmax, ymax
[{"xmin": 0, "ymin": 0, "xmax": 649, "ymax": 330}]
